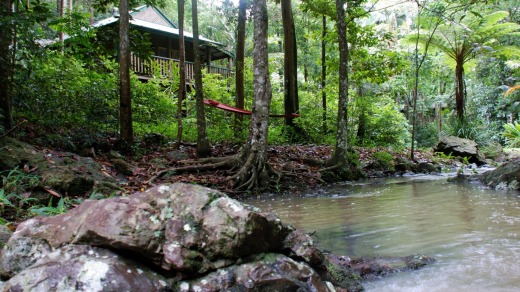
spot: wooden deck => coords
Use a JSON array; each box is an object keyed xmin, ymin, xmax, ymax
[{"xmin": 131, "ymin": 54, "xmax": 235, "ymax": 82}]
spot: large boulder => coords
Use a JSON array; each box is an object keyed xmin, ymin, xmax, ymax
[
  {"xmin": 435, "ymin": 136, "xmax": 485, "ymax": 165},
  {"xmin": 0, "ymin": 183, "xmax": 367, "ymax": 290},
  {"xmin": 0, "ymin": 137, "xmax": 119, "ymax": 196},
  {"xmin": 0, "ymin": 183, "xmax": 433, "ymax": 290},
  {"xmin": 177, "ymin": 253, "xmax": 333, "ymax": 291},
  {"xmin": 0, "ymin": 225, "xmax": 12, "ymax": 250},
  {"xmin": 481, "ymin": 159, "xmax": 520, "ymax": 190},
  {"xmin": 0, "ymin": 245, "xmax": 170, "ymax": 291},
  {"xmin": 0, "ymin": 183, "xmax": 292, "ymax": 278}
]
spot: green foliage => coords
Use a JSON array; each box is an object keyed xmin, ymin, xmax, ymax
[
  {"xmin": 0, "ymin": 167, "xmax": 40, "ymax": 221},
  {"xmin": 353, "ymin": 95, "xmax": 411, "ymax": 148},
  {"xmin": 442, "ymin": 115, "xmax": 502, "ymax": 146},
  {"xmin": 502, "ymin": 122, "xmax": 520, "ymax": 148},
  {"xmin": 16, "ymin": 52, "xmax": 119, "ymax": 140},
  {"xmin": 480, "ymin": 142, "xmax": 503, "ymax": 160},
  {"xmin": 373, "ymin": 151, "xmax": 395, "ymax": 171},
  {"xmin": 415, "ymin": 122, "xmax": 439, "ymax": 148},
  {"xmin": 434, "ymin": 152, "xmax": 455, "ymax": 160},
  {"xmin": 132, "ymin": 72, "xmax": 178, "ymax": 137},
  {"xmin": 202, "ymin": 74, "xmax": 243, "ymax": 142},
  {"xmin": 1, "ymin": 167, "xmax": 40, "ymax": 195},
  {"xmin": 30, "ymin": 197, "xmax": 68, "ymax": 217}
]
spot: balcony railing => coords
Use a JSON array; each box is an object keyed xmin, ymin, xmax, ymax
[{"xmin": 131, "ymin": 54, "xmax": 235, "ymax": 82}]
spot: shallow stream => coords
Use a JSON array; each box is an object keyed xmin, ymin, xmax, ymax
[{"xmin": 245, "ymin": 174, "xmax": 520, "ymax": 291}]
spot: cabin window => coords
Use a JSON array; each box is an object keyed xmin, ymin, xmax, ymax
[
  {"xmin": 170, "ymin": 50, "xmax": 179, "ymax": 60},
  {"xmin": 157, "ymin": 47, "xmax": 168, "ymax": 57}
]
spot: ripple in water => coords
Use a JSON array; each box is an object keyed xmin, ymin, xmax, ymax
[{"xmin": 245, "ymin": 175, "xmax": 520, "ymax": 291}]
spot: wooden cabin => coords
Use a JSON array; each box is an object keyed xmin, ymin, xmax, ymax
[{"xmin": 93, "ymin": 5, "xmax": 234, "ymax": 82}]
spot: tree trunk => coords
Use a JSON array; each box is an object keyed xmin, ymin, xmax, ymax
[
  {"xmin": 330, "ymin": 0, "xmax": 349, "ymax": 164},
  {"xmin": 118, "ymin": 0, "xmax": 133, "ymax": 145},
  {"xmin": 176, "ymin": 0, "xmax": 186, "ymax": 147},
  {"xmin": 192, "ymin": 0, "xmax": 211, "ymax": 158},
  {"xmin": 281, "ymin": 0, "xmax": 298, "ymax": 127},
  {"xmin": 234, "ymin": 0, "xmax": 247, "ymax": 137},
  {"xmin": 228, "ymin": 0, "xmax": 273, "ymax": 191},
  {"xmin": 59, "ymin": 0, "xmax": 66, "ymax": 44},
  {"xmin": 0, "ymin": 0, "xmax": 12, "ymax": 133},
  {"xmin": 321, "ymin": 14, "xmax": 327, "ymax": 134},
  {"xmin": 356, "ymin": 86, "xmax": 366, "ymax": 144},
  {"xmin": 455, "ymin": 55, "xmax": 465, "ymax": 121}
]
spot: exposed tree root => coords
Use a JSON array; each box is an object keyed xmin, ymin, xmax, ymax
[
  {"xmin": 145, "ymin": 155, "xmax": 239, "ymax": 185},
  {"xmin": 146, "ymin": 152, "xmax": 287, "ymax": 193},
  {"xmin": 177, "ymin": 155, "xmax": 237, "ymax": 165},
  {"xmin": 320, "ymin": 162, "xmax": 343, "ymax": 173},
  {"xmin": 290, "ymin": 157, "xmax": 326, "ymax": 167}
]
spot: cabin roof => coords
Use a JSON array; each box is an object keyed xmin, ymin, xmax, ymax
[
  {"xmin": 93, "ymin": 16, "xmax": 220, "ymax": 46},
  {"xmin": 93, "ymin": 5, "xmax": 233, "ymax": 60},
  {"xmin": 131, "ymin": 5, "xmax": 177, "ymax": 29}
]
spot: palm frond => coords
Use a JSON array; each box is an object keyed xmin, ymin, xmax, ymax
[
  {"xmin": 504, "ymin": 85, "xmax": 520, "ymax": 97},
  {"xmin": 503, "ymin": 122, "xmax": 520, "ymax": 148}
]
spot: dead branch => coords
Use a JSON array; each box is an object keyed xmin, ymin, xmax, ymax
[{"xmin": 0, "ymin": 120, "xmax": 27, "ymax": 138}]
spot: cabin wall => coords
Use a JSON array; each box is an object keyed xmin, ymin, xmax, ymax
[{"xmin": 150, "ymin": 34, "xmax": 196, "ymax": 62}]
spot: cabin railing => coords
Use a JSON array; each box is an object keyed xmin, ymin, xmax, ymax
[{"xmin": 131, "ymin": 54, "xmax": 235, "ymax": 82}]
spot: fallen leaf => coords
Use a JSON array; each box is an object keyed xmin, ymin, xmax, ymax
[{"xmin": 44, "ymin": 188, "xmax": 61, "ymax": 197}]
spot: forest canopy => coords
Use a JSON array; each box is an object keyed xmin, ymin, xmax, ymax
[{"xmin": 1, "ymin": 0, "xmax": 519, "ymax": 154}]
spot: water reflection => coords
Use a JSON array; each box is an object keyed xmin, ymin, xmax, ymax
[{"xmin": 244, "ymin": 175, "xmax": 520, "ymax": 291}]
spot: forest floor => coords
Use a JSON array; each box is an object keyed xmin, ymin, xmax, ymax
[{"xmin": 98, "ymin": 143, "xmax": 439, "ymax": 198}]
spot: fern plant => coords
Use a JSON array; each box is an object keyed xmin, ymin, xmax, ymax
[{"xmin": 502, "ymin": 122, "xmax": 520, "ymax": 148}]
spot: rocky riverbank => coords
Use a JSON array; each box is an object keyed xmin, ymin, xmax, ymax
[{"xmin": 0, "ymin": 183, "xmax": 435, "ymax": 291}]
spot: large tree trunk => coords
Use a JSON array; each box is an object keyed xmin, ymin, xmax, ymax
[
  {"xmin": 192, "ymin": 0, "xmax": 211, "ymax": 158},
  {"xmin": 0, "ymin": 0, "xmax": 13, "ymax": 133},
  {"xmin": 356, "ymin": 86, "xmax": 366, "ymax": 144},
  {"xmin": 118, "ymin": 0, "xmax": 133, "ymax": 145},
  {"xmin": 281, "ymin": 0, "xmax": 298, "ymax": 127},
  {"xmin": 330, "ymin": 0, "xmax": 349, "ymax": 164},
  {"xmin": 176, "ymin": 0, "xmax": 186, "ymax": 147},
  {"xmin": 321, "ymin": 14, "xmax": 327, "ymax": 134},
  {"xmin": 455, "ymin": 55, "xmax": 465, "ymax": 121},
  {"xmin": 58, "ymin": 0, "xmax": 66, "ymax": 44},
  {"xmin": 234, "ymin": 0, "xmax": 247, "ymax": 137},
  {"xmin": 228, "ymin": 0, "xmax": 273, "ymax": 191}
]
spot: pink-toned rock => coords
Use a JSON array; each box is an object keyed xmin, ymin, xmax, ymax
[
  {"xmin": 177, "ymin": 253, "xmax": 332, "ymax": 291},
  {"xmin": 0, "ymin": 183, "xmax": 293, "ymax": 278},
  {"xmin": 1, "ymin": 245, "xmax": 169, "ymax": 291},
  {"xmin": 0, "ymin": 183, "xmax": 370, "ymax": 291}
]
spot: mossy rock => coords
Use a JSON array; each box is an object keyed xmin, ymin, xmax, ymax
[{"xmin": 0, "ymin": 138, "xmax": 120, "ymax": 196}]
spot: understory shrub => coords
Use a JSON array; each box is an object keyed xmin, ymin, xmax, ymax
[
  {"xmin": 502, "ymin": 122, "xmax": 520, "ymax": 148},
  {"xmin": 373, "ymin": 151, "xmax": 395, "ymax": 171},
  {"xmin": 415, "ymin": 122, "xmax": 438, "ymax": 148},
  {"xmin": 356, "ymin": 96, "xmax": 410, "ymax": 148}
]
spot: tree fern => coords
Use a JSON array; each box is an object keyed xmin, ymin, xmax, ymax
[{"xmin": 403, "ymin": 10, "xmax": 520, "ymax": 121}]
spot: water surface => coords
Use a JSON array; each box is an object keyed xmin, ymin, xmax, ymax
[{"xmin": 245, "ymin": 175, "xmax": 520, "ymax": 291}]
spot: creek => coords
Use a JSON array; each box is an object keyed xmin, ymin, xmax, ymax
[{"xmin": 245, "ymin": 174, "xmax": 520, "ymax": 291}]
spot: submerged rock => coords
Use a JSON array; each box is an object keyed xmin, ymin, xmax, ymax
[{"xmin": 349, "ymin": 254, "xmax": 436, "ymax": 279}]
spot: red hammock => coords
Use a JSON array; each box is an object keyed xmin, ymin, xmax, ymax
[{"xmin": 204, "ymin": 99, "xmax": 300, "ymax": 118}]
